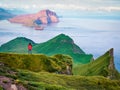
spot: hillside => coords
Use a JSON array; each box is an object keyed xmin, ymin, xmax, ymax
[
  {"xmin": 33, "ymin": 34, "xmax": 93, "ymax": 63},
  {"xmin": 73, "ymin": 48, "xmax": 120, "ymax": 79},
  {"xmin": 0, "ymin": 34, "xmax": 93, "ymax": 64},
  {"xmin": 0, "ymin": 58, "xmax": 120, "ymax": 90},
  {"xmin": 0, "ymin": 50, "xmax": 120, "ymax": 89},
  {"xmin": 0, "ymin": 53, "xmax": 73, "ymax": 74},
  {"xmin": 0, "ymin": 37, "xmax": 36, "ymax": 53},
  {"xmin": 33, "ymin": 34, "xmax": 85, "ymax": 54}
]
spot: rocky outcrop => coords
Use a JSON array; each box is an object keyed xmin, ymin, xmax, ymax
[
  {"xmin": 0, "ymin": 76, "xmax": 26, "ymax": 90},
  {"xmin": 9, "ymin": 9, "xmax": 59, "ymax": 26},
  {"xmin": 0, "ymin": 62, "xmax": 26, "ymax": 90},
  {"xmin": 108, "ymin": 48, "xmax": 114, "ymax": 70},
  {"xmin": 107, "ymin": 48, "xmax": 116, "ymax": 79}
]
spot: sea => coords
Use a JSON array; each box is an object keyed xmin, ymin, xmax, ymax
[{"xmin": 0, "ymin": 11, "xmax": 120, "ymax": 72}]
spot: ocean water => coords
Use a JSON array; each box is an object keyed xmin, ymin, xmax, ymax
[{"xmin": 0, "ymin": 17, "xmax": 120, "ymax": 72}]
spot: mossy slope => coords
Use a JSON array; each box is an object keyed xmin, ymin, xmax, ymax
[
  {"xmin": 0, "ymin": 53, "xmax": 73, "ymax": 73},
  {"xmin": 73, "ymin": 48, "xmax": 120, "ymax": 79},
  {"xmin": 0, "ymin": 64, "xmax": 120, "ymax": 90}
]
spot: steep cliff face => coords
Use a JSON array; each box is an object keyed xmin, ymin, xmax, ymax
[
  {"xmin": 108, "ymin": 48, "xmax": 114, "ymax": 70},
  {"xmin": 9, "ymin": 9, "xmax": 59, "ymax": 26},
  {"xmin": 108, "ymin": 48, "xmax": 117, "ymax": 79}
]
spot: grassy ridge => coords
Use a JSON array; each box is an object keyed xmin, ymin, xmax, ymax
[
  {"xmin": 0, "ymin": 34, "xmax": 93, "ymax": 64},
  {"xmin": 0, "ymin": 37, "xmax": 35, "ymax": 53},
  {"xmin": 0, "ymin": 53, "xmax": 73, "ymax": 73},
  {"xmin": 73, "ymin": 49, "xmax": 120, "ymax": 79},
  {"xmin": 33, "ymin": 34, "xmax": 85, "ymax": 54}
]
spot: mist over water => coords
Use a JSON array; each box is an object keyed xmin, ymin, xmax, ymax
[{"xmin": 0, "ymin": 15, "xmax": 120, "ymax": 72}]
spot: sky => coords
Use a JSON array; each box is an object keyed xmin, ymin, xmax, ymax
[{"xmin": 0, "ymin": 0, "xmax": 120, "ymax": 12}]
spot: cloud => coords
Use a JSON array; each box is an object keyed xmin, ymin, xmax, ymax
[
  {"xmin": 0, "ymin": 0, "xmax": 120, "ymax": 12},
  {"xmin": 36, "ymin": 4, "xmax": 120, "ymax": 12}
]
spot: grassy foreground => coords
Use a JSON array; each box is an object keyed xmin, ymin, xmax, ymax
[
  {"xmin": 0, "ymin": 53, "xmax": 73, "ymax": 73},
  {"xmin": 0, "ymin": 52, "xmax": 120, "ymax": 90},
  {"xmin": 15, "ymin": 70, "xmax": 120, "ymax": 90},
  {"xmin": 0, "ymin": 64, "xmax": 120, "ymax": 90}
]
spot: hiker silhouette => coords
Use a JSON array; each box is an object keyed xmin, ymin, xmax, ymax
[{"xmin": 28, "ymin": 43, "xmax": 32, "ymax": 54}]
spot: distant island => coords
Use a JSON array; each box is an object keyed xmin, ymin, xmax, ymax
[
  {"xmin": 9, "ymin": 9, "xmax": 59, "ymax": 29},
  {"xmin": 0, "ymin": 8, "xmax": 15, "ymax": 20}
]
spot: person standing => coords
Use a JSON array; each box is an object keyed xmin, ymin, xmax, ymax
[{"xmin": 28, "ymin": 43, "xmax": 32, "ymax": 54}]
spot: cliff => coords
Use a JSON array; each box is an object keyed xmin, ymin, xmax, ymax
[
  {"xmin": 9, "ymin": 9, "xmax": 59, "ymax": 26},
  {"xmin": 73, "ymin": 48, "xmax": 120, "ymax": 79}
]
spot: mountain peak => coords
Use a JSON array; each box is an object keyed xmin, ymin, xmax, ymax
[
  {"xmin": 0, "ymin": 37, "xmax": 35, "ymax": 53},
  {"xmin": 40, "ymin": 34, "xmax": 86, "ymax": 55},
  {"xmin": 12, "ymin": 37, "xmax": 35, "ymax": 44},
  {"xmin": 0, "ymin": 35, "xmax": 92, "ymax": 63},
  {"xmin": 109, "ymin": 48, "xmax": 113, "ymax": 57},
  {"xmin": 51, "ymin": 34, "xmax": 73, "ymax": 43},
  {"xmin": 57, "ymin": 33, "xmax": 69, "ymax": 37}
]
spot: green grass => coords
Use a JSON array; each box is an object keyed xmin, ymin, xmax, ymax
[
  {"xmin": 33, "ymin": 34, "xmax": 85, "ymax": 54},
  {"xmin": 73, "ymin": 49, "xmax": 120, "ymax": 79},
  {"xmin": 73, "ymin": 52, "xmax": 110, "ymax": 76},
  {"xmin": 0, "ymin": 34, "xmax": 93, "ymax": 64},
  {"xmin": 1, "ymin": 67, "xmax": 120, "ymax": 90},
  {"xmin": 0, "ymin": 37, "xmax": 36, "ymax": 53},
  {"xmin": 0, "ymin": 52, "xmax": 120, "ymax": 90},
  {"xmin": 17, "ymin": 70, "xmax": 120, "ymax": 90},
  {"xmin": 0, "ymin": 86, "xmax": 3, "ymax": 90},
  {"xmin": 1, "ymin": 62, "xmax": 120, "ymax": 90},
  {"xmin": 33, "ymin": 34, "xmax": 93, "ymax": 64},
  {"xmin": 0, "ymin": 53, "xmax": 73, "ymax": 73}
]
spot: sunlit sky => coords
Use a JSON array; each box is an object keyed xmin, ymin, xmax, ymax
[{"xmin": 0, "ymin": 0, "xmax": 120, "ymax": 12}]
